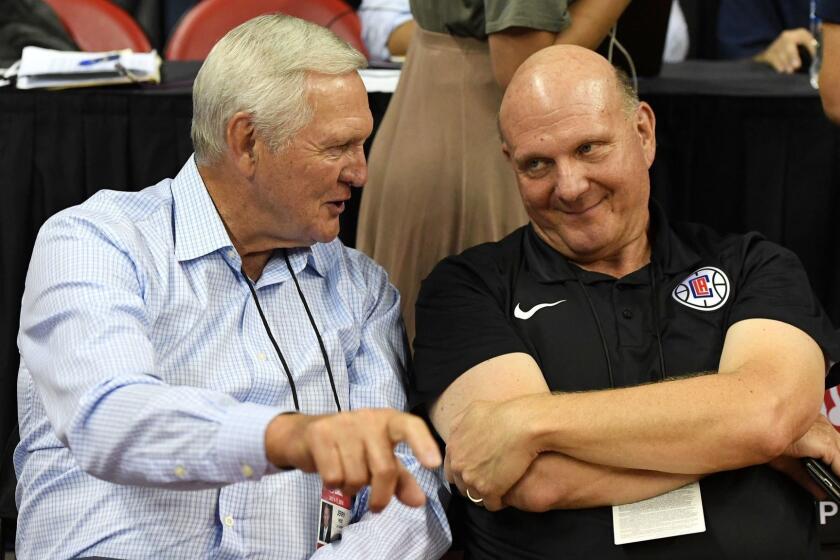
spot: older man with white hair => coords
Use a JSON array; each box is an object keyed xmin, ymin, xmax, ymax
[{"xmin": 13, "ymin": 14, "xmax": 450, "ymax": 560}]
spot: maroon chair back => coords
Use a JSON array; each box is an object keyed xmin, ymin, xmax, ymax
[
  {"xmin": 42, "ymin": 0, "xmax": 152, "ymax": 52},
  {"xmin": 165, "ymin": 0, "xmax": 368, "ymax": 61}
]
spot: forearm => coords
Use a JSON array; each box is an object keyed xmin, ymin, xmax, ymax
[
  {"xmin": 528, "ymin": 361, "xmax": 822, "ymax": 473},
  {"xmin": 68, "ymin": 377, "xmax": 284, "ymax": 487},
  {"xmin": 387, "ymin": 20, "xmax": 415, "ymax": 57},
  {"xmin": 555, "ymin": 0, "xmax": 631, "ymax": 50},
  {"xmin": 21, "ymin": 218, "xmax": 286, "ymax": 488},
  {"xmin": 438, "ymin": 322, "xmax": 825, "ymax": 506},
  {"xmin": 515, "ymin": 320, "xmax": 827, "ymax": 474},
  {"xmin": 505, "ymin": 453, "xmax": 699, "ymax": 511}
]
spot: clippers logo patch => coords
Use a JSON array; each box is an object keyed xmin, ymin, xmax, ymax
[{"xmin": 672, "ymin": 267, "xmax": 730, "ymax": 311}]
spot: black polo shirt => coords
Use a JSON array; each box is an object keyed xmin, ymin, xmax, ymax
[{"xmin": 412, "ymin": 203, "xmax": 840, "ymax": 559}]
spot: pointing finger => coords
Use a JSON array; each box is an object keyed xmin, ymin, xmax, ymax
[{"xmin": 388, "ymin": 414, "xmax": 442, "ymax": 469}]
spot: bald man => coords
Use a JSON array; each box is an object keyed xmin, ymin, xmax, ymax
[{"xmin": 410, "ymin": 45, "xmax": 840, "ymax": 558}]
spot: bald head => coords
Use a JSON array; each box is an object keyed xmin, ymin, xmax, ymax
[
  {"xmin": 499, "ymin": 45, "xmax": 638, "ymax": 143},
  {"xmin": 495, "ymin": 44, "xmax": 657, "ymax": 273}
]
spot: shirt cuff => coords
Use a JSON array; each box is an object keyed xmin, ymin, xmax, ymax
[{"xmin": 214, "ymin": 402, "xmax": 289, "ymax": 482}]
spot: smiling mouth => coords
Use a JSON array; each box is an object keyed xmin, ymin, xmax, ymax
[
  {"xmin": 327, "ymin": 200, "xmax": 347, "ymax": 213},
  {"xmin": 561, "ymin": 198, "xmax": 605, "ymax": 216}
]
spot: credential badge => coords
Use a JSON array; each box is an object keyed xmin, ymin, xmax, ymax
[{"xmin": 672, "ymin": 267, "xmax": 730, "ymax": 311}]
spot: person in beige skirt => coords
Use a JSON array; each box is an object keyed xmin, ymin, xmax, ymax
[{"xmin": 357, "ymin": 0, "xmax": 630, "ymax": 343}]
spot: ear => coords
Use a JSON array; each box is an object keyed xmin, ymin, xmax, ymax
[
  {"xmin": 497, "ymin": 115, "xmax": 513, "ymax": 164},
  {"xmin": 635, "ymin": 101, "xmax": 656, "ymax": 169},
  {"xmin": 501, "ymin": 141, "xmax": 512, "ymax": 163},
  {"xmin": 226, "ymin": 111, "xmax": 258, "ymax": 178}
]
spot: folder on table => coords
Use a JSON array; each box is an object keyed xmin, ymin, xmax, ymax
[{"xmin": 15, "ymin": 46, "xmax": 161, "ymax": 90}]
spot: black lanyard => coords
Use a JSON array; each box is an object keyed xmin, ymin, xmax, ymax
[{"xmin": 243, "ymin": 248, "xmax": 342, "ymax": 413}]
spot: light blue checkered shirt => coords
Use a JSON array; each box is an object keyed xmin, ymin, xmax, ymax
[{"xmin": 15, "ymin": 157, "xmax": 451, "ymax": 560}]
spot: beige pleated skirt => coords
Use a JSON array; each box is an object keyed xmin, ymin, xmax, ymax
[{"xmin": 356, "ymin": 28, "xmax": 528, "ymax": 344}]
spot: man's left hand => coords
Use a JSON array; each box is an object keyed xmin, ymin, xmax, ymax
[{"xmin": 445, "ymin": 396, "xmax": 542, "ymax": 511}]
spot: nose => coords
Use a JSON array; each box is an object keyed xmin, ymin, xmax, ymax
[
  {"xmin": 340, "ymin": 145, "xmax": 368, "ymax": 188},
  {"xmin": 553, "ymin": 159, "xmax": 590, "ymax": 203}
]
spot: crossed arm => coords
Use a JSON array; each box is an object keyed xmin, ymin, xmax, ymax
[{"xmin": 430, "ymin": 318, "xmax": 826, "ymax": 511}]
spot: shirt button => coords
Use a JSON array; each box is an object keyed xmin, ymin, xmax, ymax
[
  {"xmin": 622, "ymin": 308, "xmax": 634, "ymax": 319},
  {"xmin": 241, "ymin": 464, "xmax": 254, "ymax": 478},
  {"xmin": 174, "ymin": 465, "xmax": 187, "ymax": 479},
  {"xmin": 227, "ymin": 249, "xmax": 236, "ymax": 259},
  {"xmin": 224, "ymin": 515, "xmax": 234, "ymax": 528},
  {"xmin": 257, "ymin": 352, "xmax": 267, "ymax": 362}
]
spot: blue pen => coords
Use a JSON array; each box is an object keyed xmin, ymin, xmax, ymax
[{"xmin": 78, "ymin": 53, "xmax": 120, "ymax": 67}]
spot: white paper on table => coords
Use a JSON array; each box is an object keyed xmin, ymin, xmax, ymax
[
  {"xmin": 16, "ymin": 46, "xmax": 160, "ymax": 89},
  {"xmin": 612, "ymin": 481, "xmax": 706, "ymax": 545}
]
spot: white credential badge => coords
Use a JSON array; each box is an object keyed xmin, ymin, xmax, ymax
[
  {"xmin": 612, "ymin": 482, "xmax": 706, "ymax": 544},
  {"xmin": 672, "ymin": 267, "xmax": 730, "ymax": 311}
]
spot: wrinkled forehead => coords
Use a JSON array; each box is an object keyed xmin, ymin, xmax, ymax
[
  {"xmin": 501, "ymin": 75, "xmax": 618, "ymax": 142},
  {"xmin": 535, "ymin": 73, "xmax": 612, "ymax": 110},
  {"xmin": 306, "ymin": 72, "xmax": 368, "ymax": 109}
]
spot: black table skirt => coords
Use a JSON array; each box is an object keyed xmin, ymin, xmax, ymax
[{"xmin": 1, "ymin": 59, "xmax": 838, "ymax": 521}]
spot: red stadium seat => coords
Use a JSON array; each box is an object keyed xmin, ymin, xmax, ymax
[
  {"xmin": 165, "ymin": 0, "xmax": 369, "ymax": 61},
  {"xmin": 41, "ymin": 0, "xmax": 152, "ymax": 52}
]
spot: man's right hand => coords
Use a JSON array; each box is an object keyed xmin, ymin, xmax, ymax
[
  {"xmin": 264, "ymin": 410, "xmax": 442, "ymax": 512},
  {"xmin": 783, "ymin": 413, "xmax": 840, "ymax": 468}
]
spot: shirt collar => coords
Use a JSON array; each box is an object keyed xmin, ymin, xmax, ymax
[
  {"xmin": 172, "ymin": 156, "xmax": 235, "ymax": 262},
  {"xmin": 524, "ymin": 198, "xmax": 702, "ymax": 283},
  {"xmin": 266, "ymin": 245, "xmax": 333, "ymax": 282},
  {"xmin": 171, "ymin": 156, "xmax": 336, "ymax": 278}
]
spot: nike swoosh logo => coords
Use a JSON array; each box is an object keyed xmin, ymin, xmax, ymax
[{"xmin": 513, "ymin": 300, "xmax": 566, "ymax": 320}]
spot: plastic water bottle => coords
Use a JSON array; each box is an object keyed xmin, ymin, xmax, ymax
[{"xmin": 811, "ymin": 0, "xmax": 822, "ymax": 89}]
